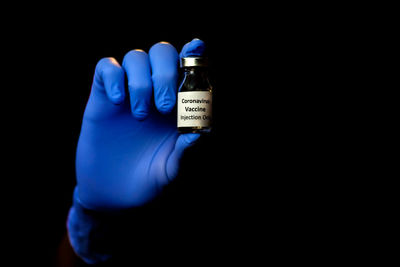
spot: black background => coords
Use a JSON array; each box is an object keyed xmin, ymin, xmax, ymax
[{"xmin": 2, "ymin": 6, "xmax": 354, "ymax": 266}]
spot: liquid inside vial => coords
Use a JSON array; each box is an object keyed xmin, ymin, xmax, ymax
[{"xmin": 177, "ymin": 57, "xmax": 213, "ymax": 134}]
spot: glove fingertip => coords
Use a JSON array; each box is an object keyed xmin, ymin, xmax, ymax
[
  {"xmin": 181, "ymin": 133, "xmax": 201, "ymax": 145},
  {"xmin": 180, "ymin": 38, "xmax": 206, "ymax": 58}
]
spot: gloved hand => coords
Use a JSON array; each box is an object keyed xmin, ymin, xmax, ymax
[
  {"xmin": 74, "ymin": 38, "xmax": 206, "ymax": 211},
  {"xmin": 67, "ymin": 39, "xmax": 207, "ymax": 264}
]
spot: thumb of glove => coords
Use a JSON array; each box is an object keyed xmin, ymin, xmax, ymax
[{"xmin": 166, "ymin": 133, "xmax": 200, "ymax": 179}]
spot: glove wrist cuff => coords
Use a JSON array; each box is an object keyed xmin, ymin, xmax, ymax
[
  {"xmin": 66, "ymin": 187, "xmax": 153, "ymax": 264},
  {"xmin": 66, "ymin": 187, "xmax": 115, "ymax": 264}
]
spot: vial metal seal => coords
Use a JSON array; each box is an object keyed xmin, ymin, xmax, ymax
[{"xmin": 177, "ymin": 57, "xmax": 213, "ymax": 133}]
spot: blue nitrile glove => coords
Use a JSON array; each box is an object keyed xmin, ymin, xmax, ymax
[{"xmin": 67, "ymin": 39, "xmax": 206, "ymax": 264}]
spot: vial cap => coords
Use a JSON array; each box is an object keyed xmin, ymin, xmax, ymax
[{"xmin": 180, "ymin": 57, "xmax": 208, "ymax": 68}]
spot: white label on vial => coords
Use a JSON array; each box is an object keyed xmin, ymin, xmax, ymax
[{"xmin": 177, "ymin": 91, "xmax": 212, "ymax": 127}]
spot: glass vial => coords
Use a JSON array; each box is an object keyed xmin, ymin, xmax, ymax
[{"xmin": 177, "ymin": 57, "xmax": 213, "ymax": 133}]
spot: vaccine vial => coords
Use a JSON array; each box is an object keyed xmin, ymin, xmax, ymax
[{"xmin": 177, "ymin": 57, "xmax": 213, "ymax": 133}]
